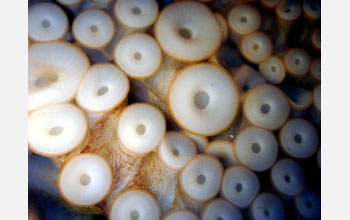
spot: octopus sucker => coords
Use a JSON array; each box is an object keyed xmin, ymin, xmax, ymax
[{"xmin": 28, "ymin": 0, "xmax": 321, "ymax": 219}]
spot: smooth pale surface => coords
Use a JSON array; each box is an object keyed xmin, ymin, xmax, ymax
[
  {"xmin": 280, "ymin": 119, "xmax": 319, "ymax": 159},
  {"xmin": 155, "ymin": 1, "xmax": 221, "ymax": 62},
  {"xmin": 76, "ymin": 63, "xmax": 129, "ymax": 113},
  {"xmin": 202, "ymin": 199, "xmax": 243, "ymax": 220},
  {"xmin": 243, "ymin": 84, "xmax": 290, "ymax": 130},
  {"xmin": 180, "ymin": 155, "xmax": 223, "ymax": 201},
  {"xmin": 114, "ymin": 34, "xmax": 162, "ymax": 78},
  {"xmin": 114, "ymin": 0, "xmax": 158, "ymax": 29},
  {"xmin": 259, "ymin": 56, "xmax": 286, "ymax": 84},
  {"xmin": 240, "ymin": 32, "xmax": 272, "ymax": 64},
  {"xmin": 271, "ymin": 159, "xmax": 306, "ymax": 196},
  {"xmin": 110, "ymin": 190, "xmax": 160, "ymax": 220},
  {"xmin": 169, "ymin": 63, "xmax": 239, "ymax": 136},
  {"xmin": 28, "ymin": 41, "xmax": 89, "ymax": 111},
  {"xmin": 221, "ymin": 166, "xmax": 260, "ymax": 208},
  {"xmin": 180, "ymin": 130, "xmax": 208, "ymax": 153},
  {"xmin": 59, "ymin": 154, "xmax": 112, "ymax": 206},
  {"xmin": 284, "ymin": 49, "xmax": 311, "ymax": 76},
  {"xmin": 234, "ymin": 126, "xmax": 278, "ymax": 171},
  {"xmin": 28, "ymin": 103, "xmax": 87, "ymax": 157},
  {"xmin": 73, "ymin": 9, "xmax": 114, "ymax": 49},
  {"xmin": 251, "ymin": 193, "xmax": 285, "ymax": 220},
  {"xmin": 205, "ymin": 140, "xmax": 239, "ymax": 167},
  {"xmin": 29, "ymin": 3, "xmax": 68, "ymax": 42},
  {"xmin": 164, "ymin": 209, "xmax": 199, "ymax": 220},
  {"xmin": 117, "ymin": 103, "xmax": 166, "ymax": 155},
  {"xmin": 276, "ymin": 0, "xmax": 302, "ymax": 21},
  {"xmin": 227, "ymin": 4, "xmax": 261, "ymax": 35},
  {"xmin": 159, "ymin": 131, "xmax": 197, "ymax": 170},
  {"xmin": 295, "ymin": 190, "xmax": 321, "ymax": 219}
]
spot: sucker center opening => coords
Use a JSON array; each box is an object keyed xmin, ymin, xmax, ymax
[
  {"xmin": 136, "ymin": 124, "xmax": 146, "ymax": 135},
  {"xmin": 294, "ymin": 134, "xmax": 303, "ymax": 144},
  {"xmin": 284, "ymin": 175, "xmax": 291, "ymax": 183},
  {"xmin": 80, "ymin": 173, "xmax": 91, "ymax": 186},
  {"xmin": 90, "ymin": 25, "xmax": 98, "ymax": 33},
  {"xmin": 261, "ymin": 104, "xmax": 271, "ymax": 114},
  {"xmin": 264, "ymin": 209, "xmax": 270, "ymax": 217},
  {"xmin": 130, "ymin": 210, "xmax": 140, "ymax": 220},
  {"xmin": 271, "ymin": 66, "xmax": 277, "ymax": 72},
  {"xmin": 253, "ymin": 43, "xmax": 259, "ymax": 50},
  {"xmin": 236, "ymin": 183, "xmax": 243, "ymax": 192},
  {"xmin": 251, "ymin": 143, "xmax": 261, "ymax": 154},
  {"xmin": 240, "ymin": 16, "xmax": 248, "ymax": 23},
  {"xmin": 179, "ymin": 28, "xmax": 192, "ymax": 40},
  {"xmin": 172, "ymin": 148, "xmax": 179, "ymax": 156},
  {"xmin": 41, "ymin": 19, "xmax": 50, "ymax": 28},
  {"xmin": 97, "ymin": 86, "xmax": 108, "ymax": 96},
  {"xmin": 134, "ymin": 52, "xmax": 142, "ymax": 60},
  {"xmin": 49, "ymin": 126, "xmax": 64, "ymax": 136},
  {"xmin": 295, "ymin": 59, "xmax": 301, "ymax": 65},
  {"xmin": 197, "ymin": 174, "xmax": 206, "ymax": 185},
  {"xmin": 194, "ymin": 91, "xmax": 209, "ymax": 110},
  {"xmin": 132, "ymin": 7, "xmax": 141, "ymax": 15}
]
